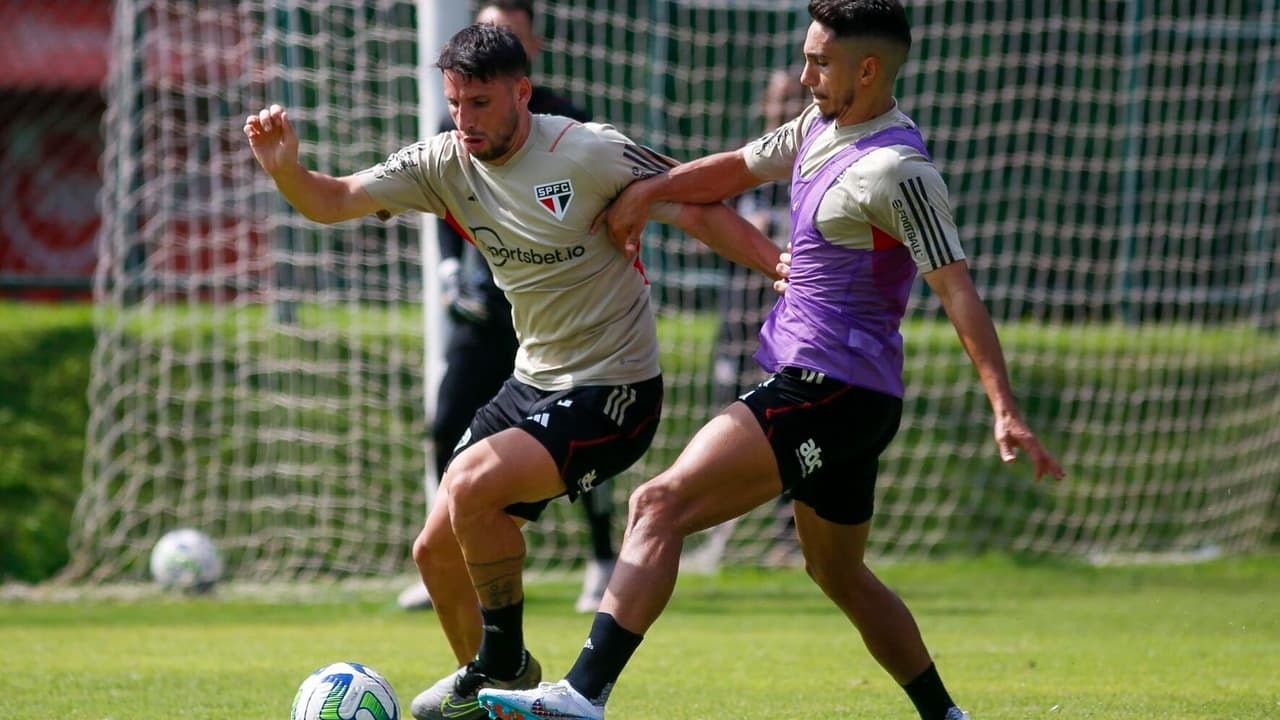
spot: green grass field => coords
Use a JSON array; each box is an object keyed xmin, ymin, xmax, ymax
[
  {"xmin": 3, "ymin": 303, "xmax": 1278, "ymax": 718},
  {"xmin": 4, "ymin": 556, "xmax": 1278, "ymax": 720}
]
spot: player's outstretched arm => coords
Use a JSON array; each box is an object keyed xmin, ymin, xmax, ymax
[
  {"xmin": 243, "ymin": 104, "xmax": 380, "ymax": 224},
  {"xmin": 924, "ymin": 260, "xmax": 1066, "ymax": 482},
  {"xmin": 600, "ymin": 148, "xmax": 764, "ymax": 258},
  {"xmin": 671, "ymin": 202, "xmax": 782, "ymax": 280}
]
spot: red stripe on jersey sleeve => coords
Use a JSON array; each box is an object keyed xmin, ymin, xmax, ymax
[
  {"xmin": 444, "ymin": 210, "xmax": 474, "ymax": 246},
  {"xmin": 548, "ymin": 120, "xmax": 579, "ymax": 153}
]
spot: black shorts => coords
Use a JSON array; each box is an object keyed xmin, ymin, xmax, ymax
[
  {"xmin": 448, "ymin": 374, "xmax": 663, "ymax": 521},
  {"xmin": 738, "ymin": 367, "xmax": 902, "ymax": 525}
]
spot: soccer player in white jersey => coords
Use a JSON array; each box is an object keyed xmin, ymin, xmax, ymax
[
  {"xmin": 243, "ymin": 23, "xmax": 782, "ymax": 720},
  {"xmin": 478, "ymin": 2, "xmax": 1065, "ymax": 720}
]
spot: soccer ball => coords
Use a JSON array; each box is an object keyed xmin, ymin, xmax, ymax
[
  {"xmin": 149, "ymin": 528, "xmax": 222, "ymax": 592},
  {"xmin": 291, "ymin": 662, "xmax": 400, "ymax": 720}
]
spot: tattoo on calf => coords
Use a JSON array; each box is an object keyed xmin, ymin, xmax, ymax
[{"xmin": 468, "ymin": 553, "xmax": 525, "ymax": 607}]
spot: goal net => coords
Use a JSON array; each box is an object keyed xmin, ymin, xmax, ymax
[{"xmin": 69, "ymin": 0, "xmax": 1279, "ymax": 584}]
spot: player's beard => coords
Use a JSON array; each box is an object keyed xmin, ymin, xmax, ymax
[
  {"xmin": 468, "ymin": 108, "xmax": 520, "ymax": 162},
  {"xmin": 817, "ymin": 86, "xmax": 856, "ymax": 122}
]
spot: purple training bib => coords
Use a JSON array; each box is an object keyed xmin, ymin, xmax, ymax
[{"xmin": 755, "ymin": 118, "xmax": 930, "ymax": 397}]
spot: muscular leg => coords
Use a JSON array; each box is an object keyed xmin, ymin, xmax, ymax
[
  {"xmin": 418, "ymin": 313, "xmax": 515, "ymax": 621},
  {"xmin": 412, "ymin": 476, "xmax": 481, "ymax": 665},
  {"xmin": 411, "ymin": 425, "xmax": 564, "ymax": 667},
  {"xmin": 446, "ymin": 428, "xmax": 564, "ymax": 611},
  {"xmin": 408, "ymin": 429, "xmax": 564, "ymax": 720},
  {"xmin": 476, "ymin": 403, "xmax": 955, "ymax": 719},
  {"xmin": 602, "ymin": 402, "xmax": 783, "ymax": 634},
  {"xmin": 792, "ymin": 502, "xmax": 933, "ymax": 684},
  {"xmin": 527, "ymin": 403, "xmax": 783, "ymax": 706}
]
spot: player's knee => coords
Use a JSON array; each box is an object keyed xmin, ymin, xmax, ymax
[
  {"xmin": 803, "ymin": 558, "xmax": 840, "ymax": 594},
  {"xmin": 413, "ymin": 525, "xmax": 461, "ymax": 582},
  {"xmin": 442, "ymin": 459, "xmax": 493, "ymax": 517},
  {"xmin": 804, "ymin": 555, "xmax": 866, "ymax": 601},
  {"xmin": 627, "ymin": 478, "xmax": 686, "ymax": 535},
  {"xmin": 411, "ymin": 528, "xmax": 432, "ymax": 571}
]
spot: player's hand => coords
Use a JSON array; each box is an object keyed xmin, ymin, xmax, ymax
[
  {"xmin": 593, "ymin": 181, "xmax": 654, "ymax": 260},
  {"xmin": 437, "ymin": 257, "xmax": 489, "ymax": 325},
  {"xmin": 994, "ymin": 414, "xmax": 1065, "ymax": 482},
  {"xmin": 243, "ymin": 104, "xmax": 299, "ymax": 177},
  {"xmin": 448, "ymin": 293, "xmax": 490, "ymax": 325},
  {"xmin": 773, "ymin": 242, "xmax": 791, "ymax": 294}
]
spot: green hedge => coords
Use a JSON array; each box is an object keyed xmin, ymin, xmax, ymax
[
  {"xmin": 0, "ymin": 303, "xmax": 94, "ymax": 583},
  {"xmin": 3, "ymin": 301, "xmax": 1277, "ymax": 582}
]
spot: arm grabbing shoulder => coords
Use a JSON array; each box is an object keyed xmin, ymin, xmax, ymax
[{"xmin": 603, "ymin": 148, "xmax": 765, "ymax": 258}]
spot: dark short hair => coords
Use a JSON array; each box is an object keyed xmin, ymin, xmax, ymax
[
  {"xmin": 481, "ymin": 0, "xmax": 535, "ymax": 22},
  {"xmin": 436, "ymin": 23, "xmax": 530, "ymax": 82},
  {"xmin": 808, "ymin": 0, "xmax": 912, "ymax": 49}
]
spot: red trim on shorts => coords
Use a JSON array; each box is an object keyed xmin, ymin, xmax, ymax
[
  {"xmin": 559, "ymin": 433, "xmax": 620, "ymax": 478},
  {"xmin": 558, "ymin": 409, "xmax": 660, "ymax": 478},
  {"xmin": 762, "ymin": 381, "xmax": 857, "ymax": 422}
]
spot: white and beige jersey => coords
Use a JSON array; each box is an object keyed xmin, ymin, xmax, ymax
[
  {"xmin": 743, "ymin": 102, "xmax": 965, "ymax": 272},
  {"xmin": 356, "ymin": 115, "xmax": 679, "ymax": 390}
]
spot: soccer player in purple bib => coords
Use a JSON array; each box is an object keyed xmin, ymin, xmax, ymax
[{"xmin": 478, "ymin": 2, "xmax": 1065, "ymax": 719}]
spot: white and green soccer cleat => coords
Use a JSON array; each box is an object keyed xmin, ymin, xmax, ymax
[
  {"xmin": 479, "ymin": 680, "xmax": 604, "ymax": 720},
  {"xmin": 410, "ymin": 654, "xmax": 541, "ymax": 720}
]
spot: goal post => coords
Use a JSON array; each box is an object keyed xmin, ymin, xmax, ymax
[
  {"xmin": 416, "ymin": 0, "xmax": 470, "ymax": 511},
  {"xmin": 66, "ymin": 1, "xmax": 1279, "ymax": 585}
]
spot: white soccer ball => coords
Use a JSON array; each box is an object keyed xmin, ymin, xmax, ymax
[
  {"xmin": 291, "ymin": 662, "xmax": 400, "ymax": 720},
  {"xmin": 149, "ymin": 528, "xmax": 222, "ymax": 592}
]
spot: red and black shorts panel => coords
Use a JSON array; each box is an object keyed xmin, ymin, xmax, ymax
[
  {"xmin": 450, "ymin": 374, "xmax": 663, "ymax": 521},
  {"xmin": 738, "ymin": 367, "xmax": 901, "ymax": 525}
]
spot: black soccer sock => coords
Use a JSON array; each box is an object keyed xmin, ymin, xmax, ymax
[
  {"xmin": 476, "ymin": 600, "xmax": 525, "ymax": 679},
  {"xmin": 902, "ymin": 662, "xmax": 957, "ymax": 720},
  {"xmin": 582, "ymin": 493, "xmax": 615, "ymax": 561},
  {"xmin": 564, "ymin": 612, "xmax": 644, "ymax": 704}
]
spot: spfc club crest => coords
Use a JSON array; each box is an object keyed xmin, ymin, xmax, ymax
[{"xmin": 533, "ymin": 179, "xmax": 574, "ymax": 221}]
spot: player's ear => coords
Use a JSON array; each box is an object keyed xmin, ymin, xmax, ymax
[
  {"xmin": 859, "ymin": 54, "xmax": 880, "ymax": 87},
  {"xmin": 515, "ymin": 75, "xmax": 533, "ymax": 107}
]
